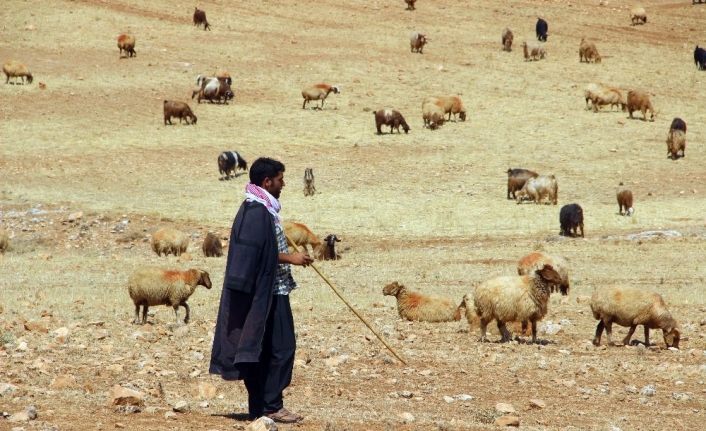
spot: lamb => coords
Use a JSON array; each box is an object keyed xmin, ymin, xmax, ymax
[
  {"xmin": 630, "ymin": 6, "xmax": 647, "ymax": 25},
  {"xmin": 3, "ymin": 60, "xmax": 33, "ymax": 85},
  {"xmin": 535, "ymin": 17, "xmax": 548, "ymax": 42},
  {"xmin": 626, "ymin": 90, "xmax": 655, "ymax": 121},
  {"xmin": 0, "ymin": 230, "xmax": 8, "ymax": 253},
  {"xmin": 320, "ymin": 234, "xmax": 340, "ymax": 260},
  {"xmin": 303, "ymin": 168, "xmax": 316, "ymax": 196},
  {"xmin": 616, "ymin": 186, "xmax": 634, "ymax": 216},
  {"xmin": 466, "ymin": 264, "xmax": 565, "ymax": 343},
  {"xmin": 283, "ymin": 221, "xmax": 322, "ymax": 255},
  {"xmin": 163, "ymin": 100, "xmax": 197, "ymax": 125},
  {"xmin": 301, "ymin": 83, "xmax": 340, "ymax": 110},
  {"xmin": 117, "ymin": 34, "xmax": 136, "ymax": 58},
  {"xmin": 128, "ymin": 267, "xmax": 212, "ymax": 324},
  {"xmin": 409, "ymin": 31, "xmax": 428, "ymax": 54},
  {"xmin": 579, "ymin": 38, "xmax": 601, "ymax": 63},
  {"xmin": 590, "ymin": 286, "xmax": 680, "ymax": 348},
  {"xmin": 193, "ymin": 7, "xmax": 211, "ymax": 30},
  {"xmin": 218, "ymin": 151, "xmax": 248, "ymax": 179},
  {"xmin": 383, "ymin": 281, "xmax": 461, "ymax": 322},
  {"xmin": 666, "ymin": 129, "xmax": 686, "ymax": 160},
  {"xmin": 421, "ymin": 99, "xmax": 445, "ymax": 129},
  {"xmin": 515, "ymin": 175, "xmax": 558, "ymax": 205},
  {"xmin": 559, "ymin": 203, "xmax": 584, "ymax": 237},
  {"xmin": 202, "ymin": 232, "xmax": 223, "ymax": 257},
  {"xmin": 506, "ymin": 168, "xmax": 538, "ymax": 200},
  {"xmin": 151, "ymin": 227, "xmax": 190, "ymax": 256},
  {"xmin": 405, "ymin": 0, "xmax": 417, "ymax": 10},
  {"xmin": 502, "ymin": 27, "xmax": 513, "ymax": 52},
  {"xmin": 584, "ymin": 84, "xmax": 626, "ymax": 112},
  {"xmin": 374, "ymin": 109, "xmax": 410, "ymax": 134},
  {"xmin": 522, "ymin": 41, "xmax": 546, "ymax": 61}
]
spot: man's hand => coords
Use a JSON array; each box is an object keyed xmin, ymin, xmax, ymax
[{"xmin": 279, "ymin": 252, "xmax": 314, "ymax": 267}]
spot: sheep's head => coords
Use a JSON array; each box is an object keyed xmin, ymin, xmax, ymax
[
  {"xmin": 197, "ymin": 270, "xmax": 212, "ymax": 289},
  {"xmin": 383, "ymin": 281, "xmax": 403, "ymax": 297},
  {"xmin": 324, "ymin": 234, "xmax": 341, "ymax": 247},
  {"xmin": 459, "ymin": 111, "xmax": 467, "ymax": 122},
  {"xmin": 402, "ymin": 123, "xmax": 410, "ymax": 134},
  {"xmin": 331, "ymin": 85, "xmax": 341, "ymax": 94},
  {"xmin": 663, "ymin": 325, "xmax": 680, "ymax": 349},
  {"xmin": 536, "ymin": 265, "xmax": 563, "ymax": 289}
]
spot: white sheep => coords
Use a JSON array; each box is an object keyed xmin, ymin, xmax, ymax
[
  {"xmin": 630, "ymin": 6, "xmax": 647, "ymax": 25},
  {"xmin": 383, "ymin": 281, "xmax": 461, "ymax": 322},
  {"xmin": 465, "ymin": 264, "xmax": 565, "ymax": 343},
  {"xmin": 590, "ymin": 286, "xmax": 680, "ymax": 348},
  {"xmin": 151, "ymin": 227, "xmax": 189, "ymax": 256},
  {"xmin": 522, "ymin": 41, "xmax": 546, "ymax": 61},
  {"xmin": 516, "ymin": 251, "xmax": 570, "ymax": 334},
  {"xmin": 127, "ymin": 267, "xmax": 212, "ymax": 324},
  {"xmin": 301, "ymin": 83, "xmax": 340, "ymax": 110}
]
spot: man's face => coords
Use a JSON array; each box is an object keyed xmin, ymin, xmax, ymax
[{"xmin": 263, "ymin": 171, "xmax": 285, "ymax": 199}]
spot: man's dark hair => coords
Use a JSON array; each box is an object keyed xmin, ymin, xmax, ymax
[{"xmin": 249, "ymin": 157, "xmax": 285, "ymax": 186}]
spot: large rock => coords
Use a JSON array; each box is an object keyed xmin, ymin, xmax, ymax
[
  {"xmin": 246, "ymin": 416, "xmax": 278, "ymax": 431},
  {"xmin": 495, "ymin": 402, "xmax": 516, "ymax": 414},
  {"xmin": 109, "ymin": 385, "xmax": 144, "ymax": 407}
]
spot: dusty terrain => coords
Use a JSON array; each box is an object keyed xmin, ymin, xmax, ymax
[{"xmin": 1, "ymin": 0, "xmax": 705, "ymax": 430}]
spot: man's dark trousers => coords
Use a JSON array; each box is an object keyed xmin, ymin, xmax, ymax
[{"xmin": 243, "ymin": 295, "xmax": 296, "ymax": 418}]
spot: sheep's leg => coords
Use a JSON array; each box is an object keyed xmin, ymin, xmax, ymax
[
  {"xmin": 593, "ymin": 320, "xmax": 604, "ymax": 346},
  {"xmin": 605, "ymin": 321, "xmax": 615, "ymax": 345},
  {"xmin": 497, "ymin": 321, "xmax": 512, "ymax": 342},
  {"xmin": 478, "ymin": 318, "xmax": 490, "ymax": 342},
  {"xmin": 622, "ymin": 325, "xmax": 637, "ymax": 345},
  {"xmin": 182, "ymin": 302, "xmax": 190, "ymax": 324},
  {"xmin": 141, "ymin": 305, "xmax": 148, "ymax": 325},
  {"xmin": 133, "ymin": 304, "xmax": 141, "ymax": 324},
  {"xmin": 643, "ymin": 326, "xmax": 651, "ymax": 346},
  {"xmin": 172, "ymin": 305, "xmax": 180, "ymax": 324},
  {"xmin": 530, "ymin": 320, "xmax": 538, "ymax": 344}
]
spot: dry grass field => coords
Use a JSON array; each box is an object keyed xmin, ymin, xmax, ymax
[{"xmin": 1, "ymin": 0, "xmax": 706, "ymax": 429}]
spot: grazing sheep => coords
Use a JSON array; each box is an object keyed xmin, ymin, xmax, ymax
[
  {"xmin": 3, "ymin": 60, "xmax": 33, "ymax": 85},
  {"xmin": 536, "ymin": 18, "xmax": 548, "ymax": 42},
  {"xmin": 630, "ymin": 6, "xmax": 647, "ymax": 25},
  {"xmin": 202, "ymin": 232, "xmax": 223, "ymax": 257},
  {"xmin": 579, "ymin": 38, "xmax": 601, "ymax": 63},
  {"xmin": 283, "ymin": 221, "xmax": 322, "ymax": 255},
  {"xmin": 163, "ymin": 100, "xmax": 197, "ymax": 125},
  {"xmin": 214, "ymin": 70, "xmax": 232, "ymax": 85},
  {"xmin": 590, "ymin": 286, "xmax": 680, "ymax": 348},
  {"xmin": 151, "ymin": 227, "xmax": 190, "ymax": 256},
  {"xmin": 559, "ymin": 203, "xmax": 584, "ymax": 237},
  {"xmin": 584, "ymin": 84, "xmax": 626, "ymax": 112},
  {"xmin": 193, "ymin": 76, "xmax": 234, "ymax": 104},
  {"xmin": 626, "ymin": 90, "xmax": 655, "ymax": 121},
  {"xmin": 117, "ymin": 34, "xmax": 136, "ymax": 58},
  {"xmin": 666, "ymin": 129, "xmax": 686, "ymax": 160},
  {"xmin": 669, "ymin": 117, "xmax": 687, "ymax": 134},
  {"xmin": 374, "ymin": 108, "xmax": 410, "ymax": 134},
  {"xmin": 383, "ymin": 281, "xmax": 461, "ymax": 322},
  {"xmin": 405, "ymin": 0, "xmax": 417, "ymax": 10},
  {"xmin": 517, "ymin": 252, "xmax": 570, "ymax": 294},
  {"xmin": 218, "ymin": 151, "xmax": 248, "ymax": 179},
  {"xmin": 516, "ymin": 175, "xmax": 558, "ymax": 205},
  {"xmin": 0, "ymin": 230, "xmax": 8, "ymax": 253},
  {"xmin": 506, "ymin": 168, "xmax": 538, "ymax": 200},
  {"xmin": 303, "ymin": 167, "xmax": 316, "ymax": 196},
  {"xmin": 694, "ymin": 46, "xmax": 706, "ymax": 70},
  {"xmin": 128, "ymin": 267, "xmax": 212, "ymax": 325},
  {"xmin": 410, "ymin": 31, "xmax": 428, "ymax": 54},
  {"xmin": 435, "ymin": 96, "xmax": 467, "ymax": 122},
  {"xmin": 522, "ymin": 41, "xmax": 546, "ymax": 61},
  {"xmin": 466, "ymin": 264, "xmax": 565, "ymax": 343},
  {"xmin": 421, "ymin": 99, "xmax": 446, "ymax": 129},
  {"xmin": 301, "ymin": 83, "xmax": 340, "ymax": 110},
  {"xmin": 502, "ymin": 27, "xmax": 514, "ymax": 52},
  {"xmin": 616, "ymin": 186, "xmax": 634, "ymax": 216},
  {"xmin": 193, "ymin": 7, "xmax": 211, "ymax": 30}
]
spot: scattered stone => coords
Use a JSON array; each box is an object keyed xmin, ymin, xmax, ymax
[
  {"xmin": 164, "ymin": 411, "xmax": 177, "ymax": 420},
  {"xmin": 66, "ymin": 211, "xmax": 83, "ymax": 222},
  {"xmin": 443, "ymin": 395, "xmax": 455, "ymax": 403},
  {"xmin": 529, "ymin": 398, "xmax": 546, "ymax": 409},
  {"xmin": 198, "ymin": 401, "xmax": 209, "ymax": 409},
  {"xmin": 109, "ymin": 385, "xmax": 144, "ymax": 407},
  {"xmin": 172, "ymin": 400, "xmax": 189, "ymax": 413},
  {"xmin": 8, "ymin": 405, "xmax": 37, "ymax": 422},
  {"xmin": 0, "ymin": 383, "xmax": 19, "ymax": 396},
  {"xmin": 245, "ymin": 416, "xmax": 277, "ymax": 431},
  {"xmin": 398, "ymin": 412, "xmax": 415, "ymax": 423},
  {"xmin": 114, "ymin": 405, "xmax": 141, "ymax": 414},
  {"xmin": 419, "ymin": 369, "xmax": 433, "ymax": 376},
  {"xmin": 495, "ymin": 403, "xmax": 516, "ymax": 414},
  {"xmin": 640, "ymin": 385, "xmax": 656, "ymax": 397},
  {"xmin": 52, "ymin": 327, "xmax": 70, "ymax": 343},
  {"xmin": 495, "ymin": 415, "xmax": 520, "ymax": 427},
  {"xmin": 455, "ymin": 394, "xmax": 474, "ymax": 401},
  {"xmin": 115, "ymin": 423, "xmax": 125, "ymax": 428},
  {"xmin": 324, "ymin": 354, "xmax": 349, "ymax": 368},
  {"xmin": 23, "ymin": 321, "xmax": 48, "ymax": 333},
  {"xmin": 672, "ymin": 392, "xmax": 692, "ymax": 401},
  {"xmin": 625, "ymin": 385, "xmax": 638, "ymax": 394},
  {"xmin": 399, "ymin": 391, "xmax": 413, "ymax": 399}
]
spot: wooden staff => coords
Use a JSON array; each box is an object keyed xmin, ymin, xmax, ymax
[{"xmin": 285, "ymin": 234, "xmax": 407, "ymax": 365}]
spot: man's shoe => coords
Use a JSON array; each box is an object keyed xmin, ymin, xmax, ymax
[{"xmin": 265, "ymin": 408, "xmax": 303, "ymax": 423}]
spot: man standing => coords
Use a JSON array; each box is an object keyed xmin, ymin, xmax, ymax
[{"xmin": 210, "ymin": 157, "xmax": 313, "ymax": 423}]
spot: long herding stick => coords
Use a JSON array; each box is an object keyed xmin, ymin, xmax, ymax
[{"xmin": 285, "ymin": 234, "xmax": 407, "ymax": 365}]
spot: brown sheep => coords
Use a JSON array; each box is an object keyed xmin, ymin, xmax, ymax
[
  {"xmin": 405, "ymin": 0, "xmax": 417, "ymax": 10},
  {"xmin": 579, "ymin": 38, "xmax": 601, "ymax": 63},
  {"xmin": 410, "ymin": 31, "xmax": 428, "ymax": 54},
  {"xmin": 193, "ymin": 7, "xmax": 211, "ymax": 30},
  {"xmin": 303, "ymin": 168, "xmax": 316, "ymax": 196},
  {"xmin": 374, "ymin": 109, "xmax": 410, "ymax": 134},
  {"xmin": 516, "ymin": 175, "xmax": 558, "ymax": 205},
  {"xmin": 283, "ymin": 221, "xmax": 323, "ymax": 256},
  {"xmin": 117, "ymin": 34, "xmax": 136, "ymax": 58},
  {"xmin": 202, "ymin": 232, "xmax": 223, "ymax": 257},
  {"xmin": 502, "ymin": 28, "xmax": 514, "ymax": 52},
  {"xmin": 506, "ymin": 168, "xmax": 538, "ymax": 200},
  {"xmin": 301, "ymin": 83, "xmax": 340, "ymax": 110},
  {"xmin": 151, "ymin": 227, "xmax": 190, "ymax": 256},
  {"xmin": 616, "ymin": 187, "xmax": 634, "ymax": 216},
  {"xmin": 421, "ymin": 99, "xmax": 445, "ymax": 129},
  {"xmin": 422, "ymin": 96, "xmax": 466, "ymax": 122},
  {"xmin": 3, "ymin": 60, "xmax": 33, "ymax": 85},
  {"xmin": 383, "ymin": 281, "xmax": 461, "ymax": 322},
  {"xmin": 584, "ymin": 84, "xmax": 626, "ymax": 112},
  {"xmin": 666, "ymin": 130, "xmax": 686, "ymax": 160},
  {"xmin": 626, "ymin": 90, "xmax": 655, "ymax": 121},
  {"xmin": 163, "ymin": 100, "xmax": 197, "ymax": 125}
]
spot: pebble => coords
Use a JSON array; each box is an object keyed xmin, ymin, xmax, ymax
[
  {"xmin": 640, "ymin": 385, "xmax": 656, "ymax": 397},
  {"xmin": 399, "ymin": 412, "xmax": 415, "ymax": 423},
  {"xmin": 495, "ymin": 403, "xmax": 516, "ymax": 414}
]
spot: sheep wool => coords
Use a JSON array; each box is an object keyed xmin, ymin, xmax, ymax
[
  {"xmin": 128, "ymin": 267, "xmax": 211, "ymax": 325},
  {"xmin": 151, "ymin": 227, "xmax": 189, "ymax": 256}
]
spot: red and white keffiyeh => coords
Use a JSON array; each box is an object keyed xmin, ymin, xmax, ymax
[{"xmin": 244, "ymin": 183, "xmax": 282, "ymax": 225}]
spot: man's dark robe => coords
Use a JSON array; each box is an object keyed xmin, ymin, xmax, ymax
[{"xmin": 209, "ymin": 200, "xmax": 278, "ymax": 380}]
